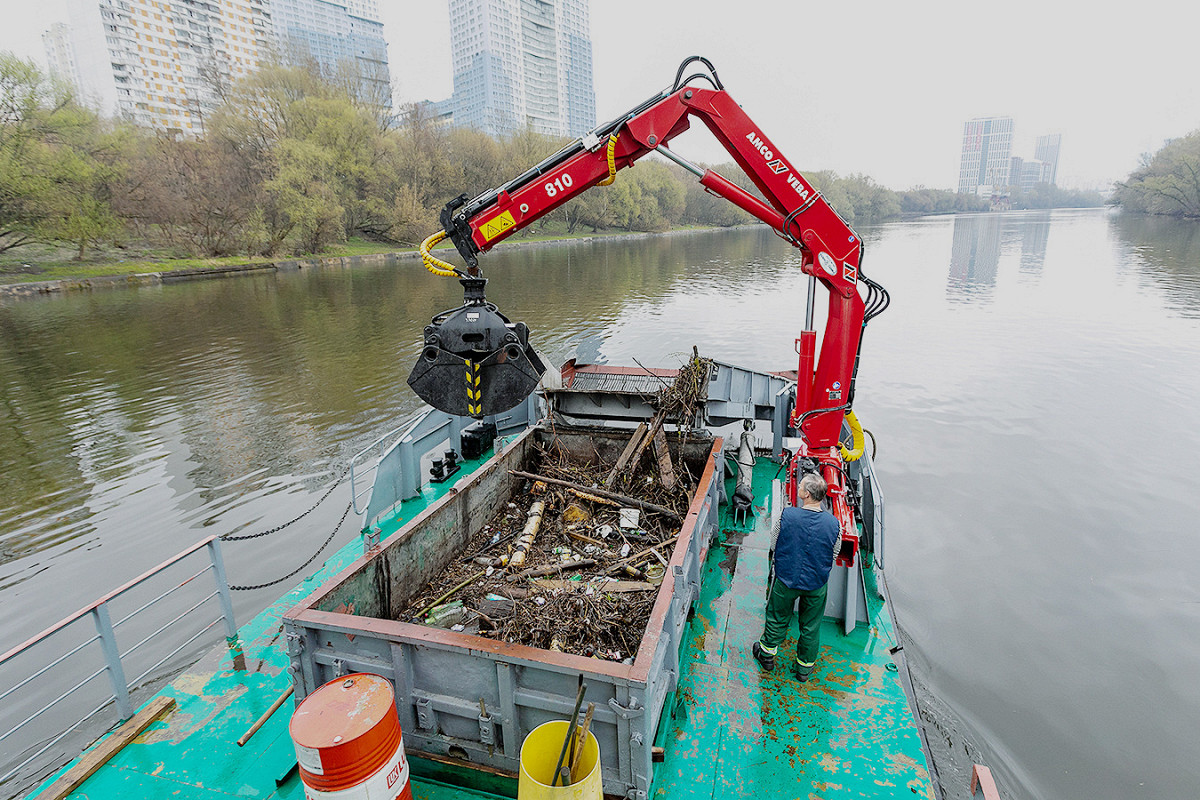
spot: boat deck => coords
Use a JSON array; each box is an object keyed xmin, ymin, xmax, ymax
[
  {"xmin": 651, "ymin": 464, "xmax": 934, "ymax": 798},
  {"xmin": 30, "ymin": 451, "xmax": 934, "ymax": 800}
]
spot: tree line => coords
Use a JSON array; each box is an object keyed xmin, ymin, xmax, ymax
[
  {"xmin": 1113, "ymin": 130, "xmax": 1200, "ymax": 218},
  {"xmin": 3, "ymin": 51, "xmax": 1035, "ymax": 262}
]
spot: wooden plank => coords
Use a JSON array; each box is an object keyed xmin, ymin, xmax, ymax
[
  {"xmin": 604, "ymin": 422, "xmax": 648, "ymax": 489},
  {"xmin": 651, "ymin": 424, "xmax": 677, "ymax": 491},
  {"xmin": 626, "ymin": 416, "xmax": 663, "ymax": 480},
  {"xmin": 41, "ymin": 695, "xmax": 176, "ymax": 800}
]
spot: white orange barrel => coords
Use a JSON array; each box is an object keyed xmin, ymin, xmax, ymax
[{"xmin": 289, "ymin": 673, "xmax": 413, "ymax": 800}]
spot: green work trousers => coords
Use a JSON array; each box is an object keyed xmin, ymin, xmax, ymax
[{"xmin": 760, "ymin": 578, "xmax": 827, "ymax": 677}]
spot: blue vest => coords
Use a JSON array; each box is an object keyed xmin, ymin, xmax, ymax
[{"xmin": 774, "ymin": 507, "xmax": 840, "ymax": 591}]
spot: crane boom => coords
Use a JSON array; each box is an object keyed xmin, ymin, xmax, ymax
[{"xmin": 407, "ymin": 56, "xmax": 890, "ymax": 567}]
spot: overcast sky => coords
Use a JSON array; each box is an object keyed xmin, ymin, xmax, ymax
[{"xmin": 5, "ymin": 0, "xmax": 1197, "ymax": 190}]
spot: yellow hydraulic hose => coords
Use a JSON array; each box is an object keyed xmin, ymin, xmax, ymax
[
  {"xmin": 840, "ymin": 409, "xmax": 865, "ymax": 462},
  {"xmin": 596, "ymin": 134, "xmax": 620, "ymax": 186},
  {"xmin": 420, "ymin": 230, "xmax": 460, "ymax": 277}
]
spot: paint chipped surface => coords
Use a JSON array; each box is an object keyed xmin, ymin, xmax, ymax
[
  {"xmin": 28, "ymin": 456, "xmax": 503, "ymax": 800},
  {"xmin": 29, "ymin": 455, "xmax": 934, "ymax": 800},
  {"xmin": 652, "ymin": 466, "xmax": 936, "ymax": 799}
]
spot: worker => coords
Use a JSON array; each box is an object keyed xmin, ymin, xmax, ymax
[{"xmin": 752, "ymin": 471, "xmax": 842, "ymax": 682}]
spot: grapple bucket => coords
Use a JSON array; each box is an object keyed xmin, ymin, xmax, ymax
[{"xmin": 407, "ymin": 278, "xmax": 547, "ymax": 418}]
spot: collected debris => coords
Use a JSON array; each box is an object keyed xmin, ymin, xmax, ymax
[{"xmin": 398, "ymin": 355, "xmax": 714, "ymax": 662}]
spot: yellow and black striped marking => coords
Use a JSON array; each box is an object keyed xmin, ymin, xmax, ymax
[{"xmin": 465, "ymin": 359, "xmax": 482, "ymax": 416}]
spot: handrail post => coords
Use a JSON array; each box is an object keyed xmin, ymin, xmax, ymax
[
  {"xmin": 206, "ymin": 539, "xmax": 239, "ymax": 641},
  {"xmin": 92, "ymin": 604, "xmax": 133, "ymax": 720},
  {"xmin": 349, "ymin": 457, "xmax": 362, "ymax": 514}
]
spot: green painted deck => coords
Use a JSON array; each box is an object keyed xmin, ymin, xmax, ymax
[
  {"xmin": 30, "ymin": 449, "xmax": 933, "ymax": 800},
  {"xmin": 651, "ymin": 465, "xmax": 934, "ymax": 799}
]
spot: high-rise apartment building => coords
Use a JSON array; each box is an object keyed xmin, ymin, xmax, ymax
[
  {"xmin": 447, "ymin": 0, "xmax": 596, "ymax": 138},
  {"xmin": 52, "ymin": 0, "xmax": 271, "ymax": 134},
  {"xmin": 45, "ymin": 0, "xmax": 391, "ymax": 135},
  {"xmin": 1034, "ymin": 133, "xmax": 1062, "ymax": 186},
  {"xmin": 269, "ymin": 0, "xmax": 390, "ymax": 104},
  {"xmin": 957, "ymin": 116, "xmax": 1014, "ymax": 194}
]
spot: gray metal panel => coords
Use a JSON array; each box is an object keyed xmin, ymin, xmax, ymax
[
  {"xmin": 705, "ymin": 360, "xmax": 791, "ymax": 426},
  {"xmin": 284, "ymin": 426, "xmax": 723, "ymax": 800},
  {"xmin": 549, "ymin": 360, "xmax": 794, "ymax": 431},
  {"xmin": 365, "ymin": 438, "xmax": 406, "ymax": 528},
  {"xmin": 484, "ymin": 391, "xmax": 543, "ymax": 436},
  {"xmin": 364, "ymin": 410, "xmax": 470, "ymax": 526}
]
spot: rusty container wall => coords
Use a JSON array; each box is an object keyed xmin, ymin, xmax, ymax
[{"xmin": 282, "ymin": 425, "xmax": 724, "ymax": 800}]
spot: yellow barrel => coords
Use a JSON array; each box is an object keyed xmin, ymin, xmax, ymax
[{"xmin": 518, "ymin": 720, "xmax": 602, "ymax": 800}]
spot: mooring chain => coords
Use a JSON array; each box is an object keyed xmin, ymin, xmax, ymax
[
  {"xmin": 228, "ymin": 500, "xmax": 353, "ymax": 591},
  {"xmin": 221, "ymin": 463, "xmax": 352, "ymax": 542}
]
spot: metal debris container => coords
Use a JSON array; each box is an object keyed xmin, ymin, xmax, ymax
[{"xmin": 282, "ymin": 424, "xmax": 723, "ymax": 800}]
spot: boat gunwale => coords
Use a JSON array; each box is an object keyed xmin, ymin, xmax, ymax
[{"xmin": 284, "ymin": 427, "xmax": 723, "ymax": 686}]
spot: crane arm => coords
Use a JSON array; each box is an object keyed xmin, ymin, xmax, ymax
[
  {"xmin": 409, "ymin": 58, "xmax": 891, "ymax": 568},
  {"xmin": 433, "ymin": 67, "xmax": 874, "ymax": 450}
]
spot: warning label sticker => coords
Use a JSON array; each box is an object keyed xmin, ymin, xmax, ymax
[{"xmin": 480, "ymin": 211, "xmax": 516, "ymax": 242}]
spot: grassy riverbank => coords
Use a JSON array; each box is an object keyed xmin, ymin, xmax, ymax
[
  {"xmin": 0, "ymin": 237, "xmax": 400, "ymax": 284},
  {"xmin": 0, "ymin": 224, "xmax": 721, "ymax": 286}
]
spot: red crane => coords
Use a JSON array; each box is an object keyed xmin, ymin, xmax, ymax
[{"xmin": 407, "ymin": 57, "xmax": 889, "ymax": 560}]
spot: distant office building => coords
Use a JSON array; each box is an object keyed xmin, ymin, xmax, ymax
[
  {"xmin": 1034, "ymin": 133, "xmax": 1062, "ymax": 186},
  {"xmin": 1009, "ymin": 157, "xmax": 1053, "ymax": 192},
  {"xmin": 958, "ymin": 116, "xmax": 1014, "ymax": 195},
  {"xmin": 447, "ymin": 0, "xmax": 596, "ymax": 138},
  {"xmin": 52, "ymin": 0, "xmax": 271, "ymax": 135},
  {"xmin": 270, "ymin": 0, "xmax": 390, "ymax": 105}
]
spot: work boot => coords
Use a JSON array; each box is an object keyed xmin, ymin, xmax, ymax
[
  {"xmin": 752, "ymin": 642, "xmax": 775, "ymax": 671},
  {"xmin": 793, "ymin": 663, "xmax": 812, "ymax": 682}
]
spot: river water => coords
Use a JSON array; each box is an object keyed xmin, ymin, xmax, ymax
[{"xmin": 1, "ymin": 210, "xmax": 1198, "ymax": 798}]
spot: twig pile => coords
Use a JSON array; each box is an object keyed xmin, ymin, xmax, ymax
[
  {"xmin": 397, "ymin": 357, "xmax": 712, "ymax": 663},
  {"xmin": 655, "ymin": 347, "xmax": 713, "ymax": 426}
]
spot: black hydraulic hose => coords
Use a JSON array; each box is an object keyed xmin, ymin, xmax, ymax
[{"xmin": 672, "ymin": 55, "xmax": 723, "ymax": 91}]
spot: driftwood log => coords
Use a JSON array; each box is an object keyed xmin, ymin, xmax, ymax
[
  {"xmin": 509, "ymin": 470, "xmax": 682, "ymax": 522},
  {"xmin": 505, "ymin": 558, "xmax": 597, "ymax": 582}
]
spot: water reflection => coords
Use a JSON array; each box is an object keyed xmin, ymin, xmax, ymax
[
  {"xmin": 1017, "ymin": 214, "xmax": 1051, "ymax": 275},
  {"xmin": 948, "ymin": 215, "xmax": 1002, "ymax": 295},
  {"xmin": 946, "ymin": 212, "xmax": 1054, "ymax": 301},
  {"xmin": 1109, "ymin": 213, "xmax": 1200, "ymax": 317},
  {"xmin": 3, "ymin": 215, "xmax": 1200, "ymax": 800},
  {"xmin": 0, "ymin": 229, "xmax": 795, "ymax": 604}
]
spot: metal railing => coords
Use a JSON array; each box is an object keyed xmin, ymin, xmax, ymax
[
  {"xmin": 0, "ymin": 536, "xmax": 237, "ymax": 791},
  {"xmin": 360, "ymin": 410, "xmax": 465, "ymax": 528}
]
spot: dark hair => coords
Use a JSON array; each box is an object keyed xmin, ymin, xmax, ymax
[{"xmin": 799, "ymin": 472, "xmax": 828, "ymax": 503}]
